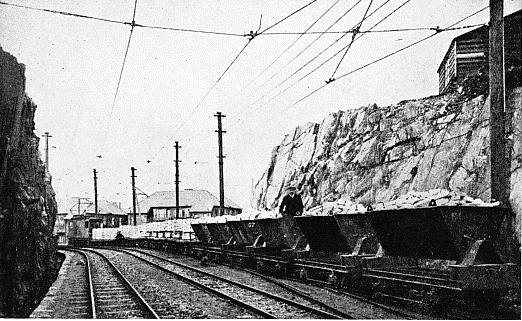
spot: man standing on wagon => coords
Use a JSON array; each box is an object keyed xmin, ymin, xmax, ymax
[{"xmin": 279, "ymin": 186, "xmax": 304, "ymax": 218}]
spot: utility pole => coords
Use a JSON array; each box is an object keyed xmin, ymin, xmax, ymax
[
  {"xmin": 174, "ymin": 142, "xmax": 181, "ymax": 220},
  {"xmin": 93, "ymin": 169, "xmax": 98, "ymax": 216},
  {"xmin": 489, "ymin": 0, "xmax": 509, "ymax": 206},
  {"xmin": 131, "ymin": 167, "xmax": 137, "ymax": 226},
  {"xmin": 215, "ymin": 112, "xmax": 226, "ymax": 216},
  {"xmin": 42, "ymin": 132, "xmax": 52, "ymax": 174},
  {"xmin": 76, "ymin": 197, "xmax": 90, "ymax": 216}
]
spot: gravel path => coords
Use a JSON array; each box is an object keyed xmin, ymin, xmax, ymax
[{"xmin": 30, "ymin": 250, "xmax": 91, "ymax": 318}]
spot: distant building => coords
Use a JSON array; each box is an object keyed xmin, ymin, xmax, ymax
[
  {"xmin": 130, "ymin": 189, "xmax": 242, "ymax": 223},
  {"xmin": 437, "ymin": 10, "xmax": 521, "ymax": 94},
  {"xmin": 84, "ymin": 200, "xmax": 127, "ymax": 229},
  {"xmin": 55, "ymin": 197, "xmax": 91, "ymax": 243},
  {"xmin": 58, "ymin": 197, "xmax": 127, "ymax": 240}
]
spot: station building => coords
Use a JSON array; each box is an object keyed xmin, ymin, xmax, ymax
[{"xmin": 128, "ymin": 189, "xmax": 242, "ymax": 224}]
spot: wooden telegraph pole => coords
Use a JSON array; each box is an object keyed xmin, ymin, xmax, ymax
[
  {"xmin": 174, "ymin": 141, "xmax": 181, "ymax": 220},
  {"xmin": 42, "ymin": 132, "xmax": 52, "ymax": 175},
  {"xmin": 215, "ymin": 112, "xmax": 226, "ymax": 216},
  {"xmin": 131, "ymin": 167, "xmax": 137, "ymax": 225},
  {"xmin": 489, "ymin": 0, "xmax": 509, "ymax": 206},
  {"xmin": 93, "ymin": 169, "xmax": 98, "ymax": 215}
]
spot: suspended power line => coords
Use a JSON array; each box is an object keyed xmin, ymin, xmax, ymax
[
  {"xmin": 132, "ymin": 22, "xmax": 244, "ymax": 37},
  {"xmin": 269, "ymin": 0, "xmax": 409, "ymax": 103},
  {"xmin": 148, "ymin": 0, "xmax": 322, "ymax": 163},
  {"xmin": 146, "ymin": 41, "xmax": 251, "ymax": 163},
  {"xmin": 230, "ymin": 0, "xmax": 369, "ymax": 122},
  {"xmin": 98, "ymin": 0, "xmax": 139, "ymax": 156},
  {"xmin": 222, "ymin": 0, "xmax": 343, "ymax": 112},
  {"xmin": 191, "ymin": 0, "xmax": 323, "ymax": 113},
  {"xmin": 258, "ymin": 23, "xmax": 486, "ymax": 35},
  {"xmin": 0, "ymin": 1, "xmax": 127, "ymax": 25},
  {"xmin": 0, "ymin": 0, "xmax": 488, "ymax": 39},
  {"xmin": 288, "ymin": 5, "xmax": 490, "ymax": 109},
  {"xmin": 0, "ymin": 1, "xmax": 245, "ymax": 37},
  {"xmin": 235, "ymin": 0, "xmax": 403, "ymax": 124},
  {"xmin": 257, "ymin": 0, "xmax": 321, "ymax": 35},
  {"xmin": 329, "ymin": 0, "xmax": 374, "ymax": 80}
]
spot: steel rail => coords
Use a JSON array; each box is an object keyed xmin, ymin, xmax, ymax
[
  {"xmin": 199, "ymin": 246, "xmax": 419, "ymax": 320},
  {"xmin": 108, "ymin": 248, "xmax": 276, "ymax": 318},
  {"xmin": 120, "ymin": 248, "xmax": 344, "ymax": 319},
  {"xmin": 64, "ymin": 249, "xmax": 97, "ymax": 319},
  {"xmin": 78, "ymin": 248, "xmax": 160, "ymax": 319},
  {"xmin": 279, "ymin": 271, "xmax": 418, "ymax": 320},
  {"xmin": 221, "ymin": 262, "xmax": 356, "ymax": 319}
]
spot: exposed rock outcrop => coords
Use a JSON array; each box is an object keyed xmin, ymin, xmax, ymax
[
  {"xmin": 0, "ymin": 46, "xmax": 59, "ymax": 317},
  {"xmin": 253, "ymin": 88, "xmax": 522, "ymax": 247}
]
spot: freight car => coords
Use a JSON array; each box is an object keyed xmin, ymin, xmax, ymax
[
  {"xmin": 70, "ymin": 203, "xmax": 520, "ymax": 313},
  {"xmin": 151, "ymin": 204, "xmax": 520, "ymax": 309}
]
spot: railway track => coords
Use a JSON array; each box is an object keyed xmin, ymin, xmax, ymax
[
  {"xmin": 222, "ymin": 263, "xmax": 422, "ymax": 320},
  {"xmin": 139, "ymin": 248, "xmax": 423, "ymax": 319},
  {"xmin": 63, "ymin": 249, "xmax": 95, "ymax": 318},
  {"xmin": 108, "ymin": 248, "xmax": 350, "ymax": 319},
  {"xmin": 79, "ymin": 249, "xmax": 159, "ymax": 318}
]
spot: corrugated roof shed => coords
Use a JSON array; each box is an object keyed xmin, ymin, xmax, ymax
[{"xmin": 133, "ymin": 189, "xmax": 241, "ymax": 214}]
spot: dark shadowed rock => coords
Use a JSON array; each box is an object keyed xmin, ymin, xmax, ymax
[{"xmin": 0, "ymin": 46, "xmax": 59, "ymax": 317}]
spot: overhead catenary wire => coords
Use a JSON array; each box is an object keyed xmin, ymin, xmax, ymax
[
  {"xmin": 0, "ymin": 1, "xmax": 245, "ymax": 37},
  {"xmin": 153, "ymin": 0, "xmax": 322, "ymax": 136},
  {"xmin": 132, "ymin": 22, "xmax": 244, "ymax": 37},
  {"xmin": 257, "ymin": 0, "xmax": 321, "ymax": 35},
  {"xmin": 288, "ymin": 5, "xmax": 490, "ymax": 109},
  {"xmin": 330, "ymin": 0, "xmax": 374, "ymax": 80},
  {"xmin": 228, "ymin": 0, "xmax": 384, "ymax": 125},
  {"xmin": 236, "ymin": 0, "xmax": 404, "ymax": 124},
  {"xmin": 148, "ymin": 0, "xmax": 322, "ymax": 163},
  {"xmin": 232, "ymin": 0, "xmax": 369, "ymax": 121},
  {"xmin": 184, "ymin": 0, "xmax": 322, "ymax": 109},
  {"xmin": 0, "ymin": 1, "xmax": 128, "ymax": 25},
  {"xmin": 98, "ymin": 0, "xmax": 139, "ymax": 156},
  {"xmin": 257, "ymin": 23, "xmax": 487, "ymax": 35},
  {"xmin": 264, "ymin": 0, "xmax": 410, "ymax": 107},
  {"xmin": 3, "ymin": 0, "xmax": 500, "ymax": 204},
  {"xmin": 0, "ymin": 1, "xmax": 485, "ymax": 38},
  {"xmin": 223, "ymin": 0, "xmax": 343, "ymax": 110}
]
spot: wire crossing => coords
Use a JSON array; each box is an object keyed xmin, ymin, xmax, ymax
[
  {"xmin": 288, "ymin": 5, "xmax": 490, "ymax": 109},
  {"xmin": 235, "ymin": 0, "xmax": 369, "ymax": 120},
  {"xmin": 238, "ymin": 0, "xmax": 402, "ymax": 122},
  {"xmin": 225, "ymin": 0, "xmax": 343, "ymax": 110},
  {"xmin": 148, "ymin": 0, "xmax": 322, "ymax": 163},
  {"xmin": 329, "ymin": 0, "xmax": 374, "ymax": 81}
]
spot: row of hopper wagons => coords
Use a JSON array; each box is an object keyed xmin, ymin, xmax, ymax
[{"xmin": 73, "ymin": 205, "xmax": 520, "ymax": 310}]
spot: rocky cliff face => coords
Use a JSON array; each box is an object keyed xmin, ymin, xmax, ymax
[
  {"xmin": 0, "ymin": 46, "xmax": 59, "ymax": 317},
  {"xmin": 253, "ymin": 87, "xmax": 522, "ymax": 244}
]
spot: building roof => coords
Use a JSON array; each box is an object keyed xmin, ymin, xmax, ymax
[
  {"xmin": 57, "ymin": 197, "xmax": 126, "ymax": 216},
  {"xmin": 133, "ymin": 189, "xmax": 242, "ymax": 214},
  {"xmin": 85, "ymin": 200, "xmax": 127, "ymax": 215}
]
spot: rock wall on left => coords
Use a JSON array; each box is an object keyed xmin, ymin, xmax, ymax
[{"xmin": 0, "ymin": 46, "xmax": 59, "ymax": 317}]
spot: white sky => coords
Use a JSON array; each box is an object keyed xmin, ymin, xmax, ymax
[{"xmin": 1, "ymin": 0, "xmax": 520, "ymax": 211}]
